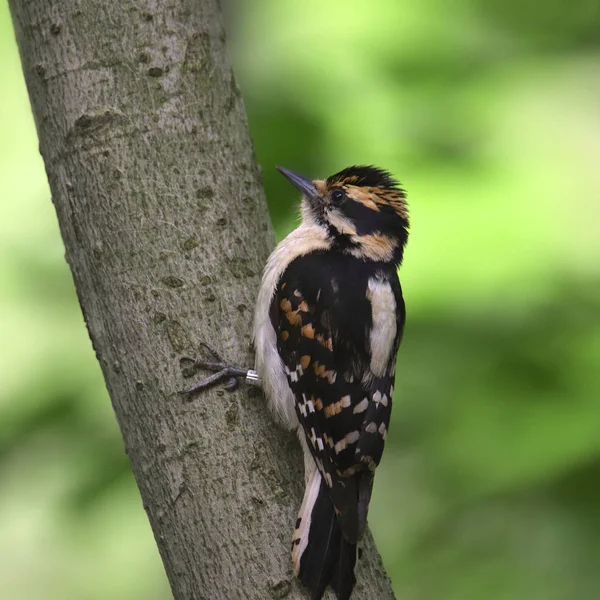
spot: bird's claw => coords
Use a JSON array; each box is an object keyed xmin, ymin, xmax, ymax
[{"xmin": 179, "ymin": 344, "xmax": 248, "ymax": 397}]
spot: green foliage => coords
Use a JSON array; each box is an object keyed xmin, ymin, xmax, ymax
[{"xmin": 2, "ymin": 0, "xmax": 600, "ymax": 598}]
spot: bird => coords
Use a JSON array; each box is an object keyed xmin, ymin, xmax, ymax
[{"xmin": 182, "ymin": 164, "xmax": 409, "ymax": 600}]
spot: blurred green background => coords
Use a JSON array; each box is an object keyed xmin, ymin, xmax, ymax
[{"xmin": 2, "ymin": 0, "xmax": 600, "ymax": 598}]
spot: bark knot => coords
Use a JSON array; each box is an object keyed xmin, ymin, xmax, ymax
[{"xmin": 70, "ymin": 110, "xmax": 125, "ymax": 139}]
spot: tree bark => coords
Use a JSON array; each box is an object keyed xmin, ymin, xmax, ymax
[{"xmin": 8, "ymin": 1, "xmax": 396, "ymax": 598}]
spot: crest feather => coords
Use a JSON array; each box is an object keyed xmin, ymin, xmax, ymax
[{"xmin": 326, "ymin": 166, "xmax": 402, "ymax": 192}]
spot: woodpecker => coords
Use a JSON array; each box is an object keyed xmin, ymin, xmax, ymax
[{"xmin": 183, "ymin": 165, "xmax": 408, "ymax": 600}]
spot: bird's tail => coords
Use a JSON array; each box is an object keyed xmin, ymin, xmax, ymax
[{"xmin": 292, "ymin": 470, "xmax": 357, "ymax": 600}]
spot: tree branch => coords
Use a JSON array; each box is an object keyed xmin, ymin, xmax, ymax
[{"xmin": 8, "ymin": 0, "xmax": 396, "ymax": 598}]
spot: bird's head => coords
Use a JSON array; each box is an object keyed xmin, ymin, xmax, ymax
[{"xmin": 277, "ymin": 165, "xmax": 409, "ymax": 264}]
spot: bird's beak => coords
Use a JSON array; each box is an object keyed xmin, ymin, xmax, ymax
[{"xmin": 276, "ymin": 166, "xmax": 319, "ymax": 201}]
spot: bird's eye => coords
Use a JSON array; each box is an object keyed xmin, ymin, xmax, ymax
[{"xmin": 331, "ymin": 188, "xmax": 346, "ymax": 202}]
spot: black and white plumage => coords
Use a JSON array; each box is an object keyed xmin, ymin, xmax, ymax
[{"xmin": 254, "ymin": 165, "xmax": 409, "ymax": 600}]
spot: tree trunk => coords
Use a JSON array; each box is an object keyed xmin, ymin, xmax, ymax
[{"xmin": 8, "ymin": 1, "xmax": 396, "ymax": 598}]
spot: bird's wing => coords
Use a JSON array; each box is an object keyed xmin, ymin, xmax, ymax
[{"xmin": 272, "ymin": 261, "xmax": 403, "ymax": 543}]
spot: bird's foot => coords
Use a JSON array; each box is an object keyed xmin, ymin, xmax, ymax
[{"xmin": 179, "ymin": 342, "xmax": 258, "ymax": 396}]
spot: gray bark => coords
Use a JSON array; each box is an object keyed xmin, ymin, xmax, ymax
[{"xmin": 8, "ymin": 1, "xmax": 396, "ymax": 598}]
